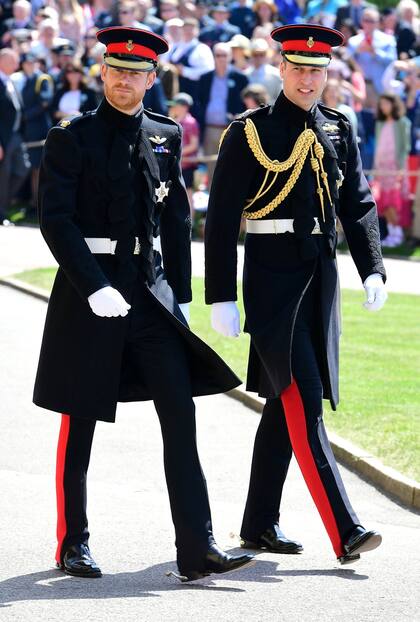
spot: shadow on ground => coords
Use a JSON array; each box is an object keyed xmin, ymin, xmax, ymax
[{"xmin": 0, "ymin": 555, "xmax": 369, "ymax": 608}]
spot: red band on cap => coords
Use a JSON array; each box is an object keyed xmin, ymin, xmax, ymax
[
  {"xmin": 282, "ymin": 39, "xmax": 331, "ymax": 53},
  {"xmin": 107, "ymin": 42, "xmax": 157, "ymax": 60}
]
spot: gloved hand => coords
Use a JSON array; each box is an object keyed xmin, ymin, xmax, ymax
[
  {"xmin": 363, "ymin": 273, "xmax": 387, "ymax": 312},
  {"xmin": 179, "ymin": 303, "xmax": 190, "ymax": 323},
  {"xmin": 88, "ymin": 286, "xmax": 131, "ymax": 318},
  {"xmin": 211, "ymin": 301, "xmax": 240, "ymax": 337}
]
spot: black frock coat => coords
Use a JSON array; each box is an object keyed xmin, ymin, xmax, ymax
[
  {"xmin": 205, "ymin": 92, "xmax": 386, "ymax": 409},
  {"xmin": 33, "ymin": 98, "xmax": 240, "ymax": 422}
]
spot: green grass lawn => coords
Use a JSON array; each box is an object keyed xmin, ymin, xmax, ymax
[{"xmin": 12, "ymin": 267, "xmax": 420, "ymax": 481}]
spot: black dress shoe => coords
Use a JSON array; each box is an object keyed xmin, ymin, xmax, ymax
[
  {"xmin": 337, "ymin": 526, "xmax": 382, "ymax": 565},
  {"xmin": 57, "ymin": 544, "xmax": 102, "ymax": 578},
  {"xmin": 241, "ymin": 524, "xmax": 303, "ymax": 554},
  {"xmin": 177, "ymin": 544, "xmax": 255, "ymax": 582}
]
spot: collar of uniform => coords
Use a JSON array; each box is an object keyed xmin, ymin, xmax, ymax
[
  {"xmin": 97, "ymin": 96, "xmax": 144, "ymax": 136},
  {"xmin": 271, "ymin": 91, "xmax": 317, "ymax": 126}
]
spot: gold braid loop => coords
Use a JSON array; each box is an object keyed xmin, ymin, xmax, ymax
[
  {"xmin": 241, "ymin": 118, "xmax": 333, "ymax": 220},
  {"xmin": 244, "ymin": 118, "xmax": 315, "ymax": 172},
  {"xmin": 314, "ymin": 142, "xmax": 324, "ymax": 159},
  {"xmin": 244, "ymin": 146, "xmax": 310, "ymax": 219},
  {"xmin": 243, "ymin": 118, "xmax": 316, "ymax": 219}
]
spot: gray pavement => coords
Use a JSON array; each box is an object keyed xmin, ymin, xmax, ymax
[
  {"xmin": 1, "ymin": 225, "xmax": 420, "ymax": 294},
  {"xmin": 1, "ymin": 285, "xmax": 420, "ymax": 622}
]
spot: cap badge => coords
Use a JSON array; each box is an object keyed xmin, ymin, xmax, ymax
[
  {"xmin": 59, "ymin": 119, "xmax": 71, "ymax": 127},
  {"xmin": 307, "ymin": 37, "xmax": 314, "ymax": 48},
  {"xmin": 126, "ymin": 39, "xmax": 134, "ymax": 52},
  {"xmin": 150, "ymin": 135, "xmax": 167, "ymax": 145},
  {"xmin": 155, "ymin": 181, "xmax": 170, "ymax": 203}
]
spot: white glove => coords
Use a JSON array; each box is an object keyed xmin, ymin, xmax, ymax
[
  {"xmin": 211, "ymin": 301, "xmax": 240, "ymax": 337},
  {"xmin": 363, "ymin": 273, "xmax": 387, "ymax": 312},
  {"xmin": 88, "ymin": 286, "xmax": 131, "ymax": 318},
  {"xmin": 179, "ymin": 302, "xmax": 190, "ymax": 323}
]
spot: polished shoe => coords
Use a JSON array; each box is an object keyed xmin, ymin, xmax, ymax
[
  {"xmin": 57, "ymin": 543, "xmax": 102, "ymax": 578},
  {"xmin": 337, "ymin": 526, "xmax": 382, "ymax": 565},
  {"xmin": 176, "ymin": 544, "xmax": 255, "ymax": 582},
  {"xmin": 240, "ymin": 524, "xmax": 303, "ymax": 554}
]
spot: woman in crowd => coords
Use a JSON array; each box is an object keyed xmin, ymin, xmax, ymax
[
  {"xmin": 373, "ymin": 93, "xmax": 411, "ymax": 247},
  {"xmin": 51, "ymin": 60, "xmax": 97, "ymax": 121}
]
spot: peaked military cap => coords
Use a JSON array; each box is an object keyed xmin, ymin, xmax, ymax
[
  {"xmin": 96, "ymin": 26, "xmax": 169, "ymax": 72},
  {"xmin": 271, "ymin": 24, "xmax": 344, "ymax": 67}
]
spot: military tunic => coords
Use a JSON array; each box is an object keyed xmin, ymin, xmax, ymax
[
  {"xmin": 34, "ymin": 97, "xmax": 240, "ymax": 422},
  {"xmin": 205, "ymin": 91, "xmax": 386, "ymax": 409}
]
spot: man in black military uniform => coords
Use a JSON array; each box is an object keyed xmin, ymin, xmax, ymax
[
  {"xmin": 205, "ymin": 24, "xmax": 388, "ymax": 565},
  {"xmin": 34, "ymin": 26, "xmax": 254, "ymax": 582}
]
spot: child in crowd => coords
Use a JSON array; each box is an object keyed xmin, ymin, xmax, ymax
[
  {"xmin": 373, "ymin": 93, "xmax": 411, "ymax": 247},
  {"xmin": 169, "ymin": 92, "xmax": 199, "ymax": 216}
]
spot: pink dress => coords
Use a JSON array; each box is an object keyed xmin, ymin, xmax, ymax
[{"xmin": 373, "ymin": 120, "xmax": 403, "ymax": 219}]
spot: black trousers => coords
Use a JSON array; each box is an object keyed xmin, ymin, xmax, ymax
[
  {"xmin": 240, "ymin": 272, "xmax": 360, "ymax": 557},
  {"xmin": 56, "ymin": 281, "xmax": 214, "ymax": 571},
  {"xmin": 0, "ymin": 133, "xmax": 29, "ymax": 218}
]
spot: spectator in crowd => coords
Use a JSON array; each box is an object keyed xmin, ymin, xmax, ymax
[
  {"xmin": 92, "ymin": 0, "xmax": 118, "ymax": 29},
  {"xmin": 169, "ymin": 91, "xmax": 199, "ymax": 213},
  {"xmin": 395, "ymin": 0, "xmax": 420, "ymax": 58},
  {"xmin": 396, "ymin": 0, "xmax": 420, "ymax": 53},
  {"xmin": 51, "ymin": 60, "xmax": 97, "ymax": 121},
  {"xmin": 275, "ymin": 0, "xmax": 303, "ymax": 25},
  {"xmin": 347, "ymin": 7, "xmax": 396, "ymax": 107},
  {"xmin": 195, "ymin": 0, "xmax": 215, "ymax": 30},
  {"xmin": 229, "ymin": 0, "xmax": 256, "ymax": 39},
  {"xmin": 169, "ymin": 16, "xmax": 214, "ymax": 108},
  {"xmin": 241, "ymin": 82, "xmax": 269, "ymax": 109},
  {"xmin": 142, "ymin": 75, "xmax": 168, "ymax": 114},
  {"xmin": 229, "ymin": 33, "xmax": 251, "ymax": 71},
  {"xmin": 199, "ymin": 4, "xmax": 240, "ymax": 48},
  {"xmin": 252, "ymin": 0, "xmax": 280, "ymax": 32},
  {"xmin": 404, "ymin": 63, "xmax": 420, "ymax": 199},
  {"xmin": 197, "ymin": 41, "xmax": 248, "ymax": 188},
  {"xmin": 136, "ymin": 0, "xmax": 164, "ymax": 33},
  {"xmin": 245, "ymin": 37, "xmax": 282, "ymax": 104},
  {"xmin": 30, "ymin": 19, "xmax": 67, "ymax": 69},
  {"xmin": 81, "ymin": 27, "xmax": 99, "ymax": 69},
  {"xmin": 11, "ymin": 51, "xmax": 53, "ymax": 213},
  {"xmin": 117, "ymin": 0, "xmax": 150, "ymax": 30},
  {"xmin": 159, "ymin": 0, "xmax": 181, "ymax": 23},
  {"xmin": 55, "ymin": 0, "xmax": 87, "ymax": 44},
  {"xmin": 338, "ymin": 17, "xmax": 358, "ymax": 45},
  {"xmin": 50, "ymin": 41, "xmax": 78, "ymax": 85},
  {"xmin": 305, "ymin": 0, "xmax": 346, "ymax": 28},
  {"xmin": 1, "ymin": 0, "xmax": 34, "ymax": 47},
  {"xmin": 334, "ymin": 0, "xmax": 372, "ymax": 32},
  {"xmin": 322, "ymin": 77, "xmax": 358, "ymax": 134},
  {"xmin": 373, "ymin": 93, "xmax": 411, "ymax": 247},
  {"xmin": 0, "ymin": 47, "xmax": 29, "ymax": 225}
]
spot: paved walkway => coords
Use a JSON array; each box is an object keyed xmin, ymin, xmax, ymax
[
  {"xmin": 1, "ymin": 284, "xmax": 420, "ymax": 621},
  {"xmin": 0, "ymin": 225, "xmax": 420, "ymax": 294}
]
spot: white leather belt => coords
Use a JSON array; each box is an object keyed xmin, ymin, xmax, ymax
[
  {"xmin": 84, "ymin": 237, "xmax": 141, "ymax": 254},
  {"xmin": 246, "ymin": 218, "xmax": 322, "ymax": 235}
]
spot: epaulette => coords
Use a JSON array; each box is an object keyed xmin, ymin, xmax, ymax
[
  {"xmin": 56, "ymin": 110, "xmax": 95, "ymax": 129},
  {"xmin": 144, "ymin": 108, "xmax": 179, "ymax": 127},
  {"xmin": 235, "ymin": 104, "xmax": 271, "ymax": 123},
  {"xmin": 219, "ymin": 105, "xmax": 270, "ymax": 149},
  {"xmin": 318, "ymin": 103, "xmax": 350, "ymax": 124}
]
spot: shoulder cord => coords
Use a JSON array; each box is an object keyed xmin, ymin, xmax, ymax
[{"xmin": 242, "ymin": 118, "xmax": 332, "ymax": 220}]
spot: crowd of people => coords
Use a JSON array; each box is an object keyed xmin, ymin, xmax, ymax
[{"xmin": 0, "ymin": 0, "xmax": 419, "ymax": 246}]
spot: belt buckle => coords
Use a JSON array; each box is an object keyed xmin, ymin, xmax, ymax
[
  {"xmin": 134, "ymin": 237, "xmax": 141, "ymax": 255},
  {"xmin": 312, "ymin": 218, "xmax": 321, "ymax": 234}
]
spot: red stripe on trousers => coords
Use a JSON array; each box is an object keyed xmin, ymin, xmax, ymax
[
  {"xmin": 280, "ymin": 381, "xmax": 344, "ymax": 557},
  {"xmin": 55, "ymin": 414, "xmax": 70, "ymax": 563}
]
